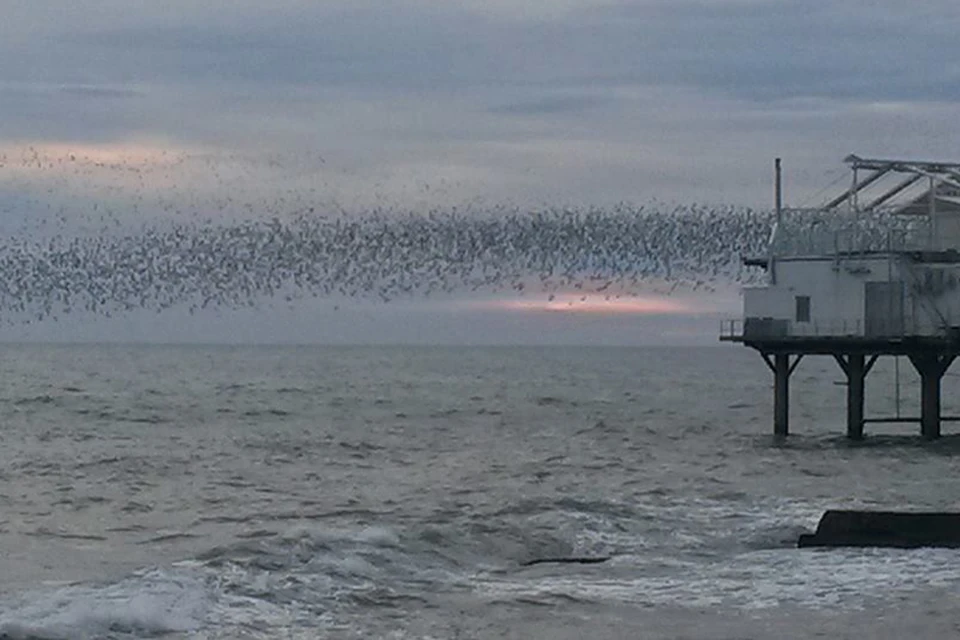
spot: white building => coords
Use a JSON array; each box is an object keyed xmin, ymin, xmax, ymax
[
  {"xmin": 742, "ymin": 155, "xmax": 960, "ymax": 341},
  {"xmin": 725, "ymin": 155, "xmax": 960, "ymax": 440}
]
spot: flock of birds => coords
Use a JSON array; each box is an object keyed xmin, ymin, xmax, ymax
[{"xmin": 0, "ymin": 147, "xmax": 871, "ymax": 324}]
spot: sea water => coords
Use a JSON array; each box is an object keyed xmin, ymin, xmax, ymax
[{"xmin": 1, "ymin": 344, "xmax": 960, "ymax": 638}]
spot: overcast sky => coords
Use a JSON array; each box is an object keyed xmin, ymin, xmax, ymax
[
  {"xmin": 0, "ymin": 0, "xmax": 958, "ymax": 343},
  {"xmin": 3, "ymin": 0, "xmax": 959, "ymax": 209}
]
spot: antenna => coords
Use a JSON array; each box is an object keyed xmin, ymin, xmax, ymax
[{"xmin": 775, "ymin": 157, "xmax": 782, "ymax": 225}]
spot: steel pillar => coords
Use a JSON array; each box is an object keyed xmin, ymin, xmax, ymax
[
  {"xmin": 775, "ymin": 354, "xmax": 789, "ymax": 437},
  {"xmin": 833, "ymin": 354, "xmax": 877, "ymax": 440},
  {"xmin": 848, "ymin": 355, "xmax": 866, "ymax": 440},
  {"xmin": 764, "ymin": 353, "xmax": 802, "ymax": 437},
  {"xmin": 909, "ymin": 354, "xmax": 955, "ymax": 440},
  {"xmin": 922, "ymin": 369, "xmax": 941, "ymax": 439}
]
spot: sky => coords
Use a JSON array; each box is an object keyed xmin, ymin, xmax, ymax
[{"xmin": 1, "ymin": 0, "xmax": 958, "ymax": 343}]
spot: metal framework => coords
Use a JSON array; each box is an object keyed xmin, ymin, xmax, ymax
[
  {"xmin": 765, "ymin": 154, "xmax": 960, "ymax": 261},
  {"xmin": 825, "ymin": 154, "xmax": 960, "ymax": 215}
]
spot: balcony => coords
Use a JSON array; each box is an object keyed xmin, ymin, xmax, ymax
[{"xmin": 720, "ymin": 315, "xmax": 960, "ymax": 344}]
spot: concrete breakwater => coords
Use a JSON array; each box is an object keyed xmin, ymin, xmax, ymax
[{"xmin": 799, "ymin": 510, "xmax": 960, "ymax": 548}]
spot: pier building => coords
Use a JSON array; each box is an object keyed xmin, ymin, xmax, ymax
[{"xmin": 722, "ymin": 155, "xmax": 960, "ymax": 439}]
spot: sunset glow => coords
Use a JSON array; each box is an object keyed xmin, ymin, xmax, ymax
[
  {"xmin": 467, "ymin": 293, "xmax": 694, "ymax": 315},
  {"xmin": 0, "ymin": 140, "xmax": 194, "ymax": 168}
]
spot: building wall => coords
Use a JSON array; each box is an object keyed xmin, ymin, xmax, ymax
[
  {"xmin": 744, "ymin": 255, "xmax": 960, "ymax": 337},
  {"xmin": 745, "ymin": 256, "xmax": 906, "ymax": 336},
  {"xmin": 750, "ymin": 257, "xmax": 880, "ymax": 335}
]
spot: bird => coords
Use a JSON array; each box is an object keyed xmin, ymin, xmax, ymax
[{"xmin": 0, "ymin": 145, "xmax": 888, "ymax": 326}]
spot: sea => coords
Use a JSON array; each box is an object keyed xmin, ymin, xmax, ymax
[{"xmin": 1, "ymin": 343, "xmax": 960, "ymax": 639}]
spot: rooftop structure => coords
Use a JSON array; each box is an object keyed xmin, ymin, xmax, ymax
[{"xmin": 722, "ymin": 155, "xmax": 960, "ymax": 440}]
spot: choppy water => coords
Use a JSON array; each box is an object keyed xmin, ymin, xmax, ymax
[{"xmin": 2, "ymin": 344, "xmax": 960, "ymax": 638}]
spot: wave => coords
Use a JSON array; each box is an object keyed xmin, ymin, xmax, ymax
[
  {"xmin": 0, "ymin": 502, "xmax": 845, "ymax": 637},
  {"xmin": 738, "ymin": 523, "xmax": 815, "ymax": 550},
  {"xmin": 0, "ymin": 569, "xmax": 209, "ymax": 640}
]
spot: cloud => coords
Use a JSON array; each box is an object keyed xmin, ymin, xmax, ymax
[
  {"xmin": 10, "ymin": 1, "xmax": 959, "ymax": 100},
  {"xmin": 0, "ymin": 0, "xmax": 958, "ymax": 211},
  {"xmin": 488, "ymin": 94, "xmax": 610, "ymax": 116}
]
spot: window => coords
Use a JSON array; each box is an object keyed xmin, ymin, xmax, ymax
[{"xmin": 795, "ymin": 296, "xmax": 811, "ymax": 323}]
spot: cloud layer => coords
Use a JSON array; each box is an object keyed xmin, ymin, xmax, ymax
[{"xmin": 2, "ymin": 0, "xmax": 959, "ymax": 208}]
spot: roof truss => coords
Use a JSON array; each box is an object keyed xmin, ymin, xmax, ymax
[{"xmin": 824, "ymin": 155, "xmax": 960, "ymax": 214}]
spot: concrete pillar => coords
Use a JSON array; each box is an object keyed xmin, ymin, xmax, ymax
[
  {"xmin": 774, "ymin": 353, "xmax": 790, "ymax": 437},
  {"xmin": 846, "ymin": 354, "xmax": 866, "ymax": 440}
]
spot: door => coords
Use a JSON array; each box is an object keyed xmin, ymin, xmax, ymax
[{"xmin": 864, "ymin": 281, "xmax": 904, "ymax": 337}]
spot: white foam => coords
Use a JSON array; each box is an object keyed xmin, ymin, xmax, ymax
[
  {"xmin": 0, "ymin": 568, "xmax": 209, "ymax": 639},
  {"xmin": 279, "ymin": 523, "xmax": 401, "ymax": 549},
  {"xmin": 475, "ymin": 547, "xmax": 960, "ymax": 612},
  {"xmin": 354, "ymin": 526, "xmax": 402, "ymax": 548}
]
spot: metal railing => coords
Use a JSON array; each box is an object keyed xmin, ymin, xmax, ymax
[
  {"xmin": 768, "ymin": 215, "xmax": 933, "ymax": 259},
  {"xmin": 720, "ymin": 315, "xmax": 956, "ymax": 341}
]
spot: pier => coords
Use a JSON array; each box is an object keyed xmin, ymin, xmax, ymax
[
  {"xmin": 720, "ymin": 326, "xmax": 960, "ymax": 439},
  {"xmin": 723, "ymin": 155, "xmax": 960, "ymax": 439}
]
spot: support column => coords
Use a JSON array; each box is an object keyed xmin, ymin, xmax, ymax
[
  {"xmin": 774, "ymin": 354, "xmax": 790, "ymax": 437},
  {"xmin": 834, "ymin": 354, "xmax": 877, "ymax": 440},
  {"xmin": 921, "ymin": 368, "xmax": 941, "ymax": 439},
  {"xmin": 847, "ymin": 354, "xmax": 866, "ymax": 440},
  {"xmin": 909, "ymin": 354, "xmax": 956, "ymax": 440},
  {"xmin": 764, "ymin": 353, "xmax": 802, "ymax": 437}
]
